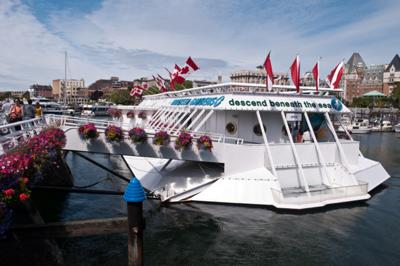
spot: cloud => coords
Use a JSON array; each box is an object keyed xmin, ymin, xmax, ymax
[{"xmin": 1, "ymin": 0, "xmax": 400, "ymax": 90}]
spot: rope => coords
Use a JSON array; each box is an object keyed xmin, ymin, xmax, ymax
[{"xmin": 72, "ymin": 177, "xmax": 111, "ymax": 189}]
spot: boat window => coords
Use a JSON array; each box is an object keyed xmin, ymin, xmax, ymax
[
  {"xmin": 226, "ymin": 122, "xmax": 237, "ymax": 134},
  {"xmin": 253, "ymin": 124, "xmax": 266, "ymax": 136}
]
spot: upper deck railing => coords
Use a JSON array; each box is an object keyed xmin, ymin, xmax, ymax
[{"xmin": 143, "ymin": 82, "xmax": 343, "ymax": 100}]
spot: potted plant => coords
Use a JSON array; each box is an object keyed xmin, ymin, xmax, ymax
[
  {"xmin": 153, "ymin": 130, "xmax": 170, "ymax": 146},
  {"xmin": 104, "ymin": 125, "xmax": 124, "ymax": 142},
  {"xmin": 78, "ymin": 123, "xmax": 99, "ymax": 140},
  {"xmin": 138, "ymin": 111, "xmax": 147, "ymax": 120},
  {"xmin": 126, "ymin": 110, "xmax": 135, "ymax": 119},
  {"xmin": 175, "ymin": 131, "xmax": 192, "ymax": 150},
  {"xmin": 107, "ymin": 108, "xmax": 122, "ymax": 119},
  {"xmin": 128, "ymin": 127, "xmax": 147, "ymax": 144},
  {"xmin": 197, "ymin": 135, "xmax": 213, "ymax": 151}
]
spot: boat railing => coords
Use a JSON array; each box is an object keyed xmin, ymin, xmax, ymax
[
  {"xmin": 45, "ymin": 115, "xmax": 244, "ymax": 145},
  {"xmin": 270, "ymin": 181, "xmax": 368, "ymax": 205},
  {"xmin": 142, "ymin": 82, "xmax": 343, "ymax": 100}
]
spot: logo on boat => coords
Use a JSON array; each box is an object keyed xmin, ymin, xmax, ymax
[
  {"xmin": 171, "ymin": 96, "xmax": 225, "ymax": 107},
  {"xmin": 330, "ymin": 97, "xmax": 343, "ymax": 111}
]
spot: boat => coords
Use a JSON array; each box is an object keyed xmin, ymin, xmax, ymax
[
  {"xmin": 394, "ymin": 123, "xmax": 400, "ymax": 133},
  {"xmin": 81, "ymin": 104, "xmax": 113, "ymax": 117},
  {"xmin": 114, "ymin": 82, "xmax": 390, "ymax": 209},
  {"xmin": 351, "ymin": 119, "xmax": 371, "ymax": 134},
  {"xmin": 31, "ymin": 97, "xmax": 75, "ymax": 115},
  {"xmin": 372, "ymin": 120, "xmax": 393, "ymax": 132}
]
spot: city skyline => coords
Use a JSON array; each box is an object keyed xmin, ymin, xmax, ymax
[{"xmin": 1, "ymin": 0, "xmax": 400, "ymax": 90}]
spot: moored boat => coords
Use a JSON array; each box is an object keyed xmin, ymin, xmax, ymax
[{"xmin": 113, "ymin": 82, "xmax": 390, "ymax": 209}]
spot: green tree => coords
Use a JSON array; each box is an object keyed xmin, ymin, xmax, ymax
[
  {"xmin": 108, "ymin": 89, "xmax": 135, "ymax": 105},
  {"xmin": 22, "ymin": 90, "xmax": 30, "ymax": 100}
]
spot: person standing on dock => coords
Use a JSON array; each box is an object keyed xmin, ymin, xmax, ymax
[
  {"xmin": 34, "ymin": 102, "xmax": 42, "ymax": 118},
  {"xmin": 23, "ymin": 99, "xmax": 35, "ymax": 120}
]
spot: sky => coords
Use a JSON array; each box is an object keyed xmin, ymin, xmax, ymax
[{"xmin": 0, "ymin": 0, "xmax": 399, "ymax": 90}]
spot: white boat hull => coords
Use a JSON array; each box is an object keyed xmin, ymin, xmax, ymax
[{"xmin": 352, "ymin": 128, "xmax": 371, "ymax": 134}]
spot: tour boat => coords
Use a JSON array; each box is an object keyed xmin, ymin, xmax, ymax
[{"xmin": 114, "ymin": 82, "xmax": 390, "ymax": 209}]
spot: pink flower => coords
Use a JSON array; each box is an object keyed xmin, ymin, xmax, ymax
[
  {"xmin": 19, "ymin": 193, "xmax": 29, "ymax": 201},
  {"xmin": 3, "ymin": 189, "xmax": 15, "ymax": 197}
]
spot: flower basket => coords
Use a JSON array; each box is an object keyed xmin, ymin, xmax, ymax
[
  {"xmin": 128, "ymin": 127, "xmax": 147, "ymax": 144},
  {"xmin": 175, "ymin": 132, "xmax": 192, "ymax": 150},
  {"xmin": 153, "ymin": 131, "xmax": 170, "ymax": 146},
  {"xmin": 138, "ymin": 111, "xmax": 147, "ymax": 120},
  {"xmin": 197, "ymin": 135, "xmax": 213, "ymax": 151},
  {"xmin": 0, "ymin": 127, "xmax": 66, "ymax": 236},
  {"xmin": 107, "ymin": 108, "xmax": 122, "ymax": 119},
  {"xmin": 105, "ymin": 125, "xmax": 124, "ymax": 142},
  {"xmin": 126, "ymin": 111, "xmax": 135, "ymax": 119},
  {"xmin": 78, "ymin": 123, "xmax": 99, "ymax": 140}
]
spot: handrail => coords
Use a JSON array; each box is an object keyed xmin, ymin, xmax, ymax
[
  {"xmin": 45, "ymin": 114, "xmax": 244, "ymax": 145},
  {"xmin": 142, "ymin": 82, "xmax": 343, "ymax": 100}
]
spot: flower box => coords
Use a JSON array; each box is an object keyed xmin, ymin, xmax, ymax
[
  {"xmin": 128, "ymin": 127, "xmax": 147, "ymax": 144},
  {"xmin": 197, "ymin": 135, "xmax": 213, "ymax": 151},
  {"xmin": 105, "ymin": 125, "xmax": 124, "ymax": 142},
  {"xmin": 78, "ymin": 123, "xmax": 99, "ymax": 140},
  {"xmin": 175, "ymin": 132, "xmax": 192, "ymax": 150},
  {"xmin": 153, "ymin": 131, "xmax": 170, "ymax": 146},
  {"xmin": 126, "ymin": 111, "xmax": 135, "ymax": 119}
]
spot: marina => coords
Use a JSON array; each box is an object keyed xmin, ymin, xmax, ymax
[
  {"xmin": 2, "ymin": 132, "xmax": 398, "ymax": 265},
  {"xmin": 0, "ymin": 82, "xmax": 398, "ymax": 265}
]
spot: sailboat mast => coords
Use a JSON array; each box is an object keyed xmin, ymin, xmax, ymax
[{"xmin": 64, "ymin": 50, "xmax": 67, "ymax": 105}]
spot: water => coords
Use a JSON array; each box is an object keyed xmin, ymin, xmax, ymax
[{"xmin": 36, "ymin": 133, "xmax": 400, "ymax": 265}]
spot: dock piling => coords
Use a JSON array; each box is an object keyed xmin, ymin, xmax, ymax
[{"xmin": 123, "ymin": 177, "xmax": 146, "ymax": 266}]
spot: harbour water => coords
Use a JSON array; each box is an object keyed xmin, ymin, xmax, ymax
[{"xmin": 34, "ymin": 133, "xmax": 400, "ymax": 266}]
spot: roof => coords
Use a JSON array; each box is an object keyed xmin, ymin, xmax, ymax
[
  {"xmin": 362, "ymin": 90, "xmax": 385, "ymax": 97},
  {"xmin": 385, "ymin": 54, "xmax": 400, "ymax": 71},
  {"xmin": 346, "ymin": 52, "xmax": 366, "ymax": 73}
]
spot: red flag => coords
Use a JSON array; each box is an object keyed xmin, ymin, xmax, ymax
[
  {"xmin": 327, "ymin": 61, "xmax": 344, "ymax": 89},
  {"xmin": 290, "ymin": 55, "xmax": 301, "ymax": 93},
  {"xmin": 186, "ymin": 56, "xmax": 199, "ymax": 71},
  {"xmin": 131, "ymin": 83, "xmax": 148, "ymax": 96},
  {"xmin": 174, "ymin": 64, "xmax": 181, "ymax": 72},
  {"xmin": 263, "ymin": 52, "xmax": 274, "ymax": 89},
  {"xmin": 312, "ymin": 61, "xmax": 319, "ymax": 92},
  {"xmin": 180, "ymin": 66, "xmax": 190, "ymax": 75},
  {"xmin": 153, "ymin": 75, "xmax": 168, "ymax": 92}
]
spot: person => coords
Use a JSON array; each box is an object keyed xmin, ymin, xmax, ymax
[
  {"xmin": 2, "ymin": 99, "xmax": 12, "ymax": 122},
  {"xmin": 9, "ymin": 99, "xmax": 23, "ymax": 130},
  {"xmin": 34, "ymin": 102, "xmax": 43, "ymax": 118},
  {"xmin": 23, "ymin": 99, "xmax": 35, "ymax": 120}
]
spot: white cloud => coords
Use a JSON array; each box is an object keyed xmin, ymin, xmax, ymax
[{"xmin": 1, "ymin": 0, "xmax": 400, "ymax": 90}]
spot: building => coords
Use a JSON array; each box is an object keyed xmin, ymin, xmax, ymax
[
  {"xmin": 230, "ymin": 67, "xmax": 290, "ymax": 87},
  {"xmin": 52, "ymin": 78, "xmax": 85, "ymax": 99},
  {"xmin": 88, "ymin": 77, "xmax": 134, "ymax": 98},
  {"xmin": 383, "ymin": 54, "xmax": 400, "ymax": 95},
  {"xmin": 343, "ymin": 52, "xmax": 384, "ymax": 103},
  {"xmin": 30, "ymin": 84, "xmax": 53, "ymax": 98},
  {"xmin": 192, "ymin": 80, "xmax": 217, "ymax": 88}
]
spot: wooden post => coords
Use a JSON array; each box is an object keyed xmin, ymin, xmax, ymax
[{"xmin": 123, "ymin": 178, "xmax": 146, "ymax": 266}]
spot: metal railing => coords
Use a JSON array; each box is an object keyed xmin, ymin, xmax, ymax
[
  {"xmin": 0, "ymin": 118, "xmax": 47, "ymax": 155},
  {"xmin": 45, "ymin": 114, "xmax": 244, "ymax": 145},
  {"xmin": 271, "ymin": 182, "xmax": 368, "ymax": 205},
  {"xmin": 143, "ymin": 82, "xmax": 343, "ymax": 100}
]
